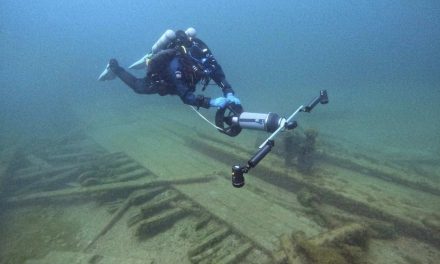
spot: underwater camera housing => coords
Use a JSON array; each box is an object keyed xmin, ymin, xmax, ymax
[
  {"xmin": 215, "ymin": 90, "xmax": 329, "ymax": 188},
  {"xmin": 215, "ymin": 106, "xmax": 292, "ymax": 137},
  {"xmin": 215, "ymin": 90, "xmax": 328, "ymax": 138}
]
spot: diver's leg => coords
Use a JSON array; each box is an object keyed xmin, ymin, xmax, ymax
[{"xmin": 109, "ymin": 59, "xmax": 157, "ymax": 94}]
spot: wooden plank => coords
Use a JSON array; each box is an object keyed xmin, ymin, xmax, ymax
[
  {"xmin": 24, "ymin": 251, "xmax": 152, "ymax": 264},
  {"xmin": 5, "ymin": 177, "xmax": 213, "ymax": 205},
  {"xmin": 87, "ymin": 113, "xmax": 440, "ymax": 249},
  {"xmin": 188, "ymin": 227, "xmax": 231, "ymax": 257},
  {"xmin": 87, "ymin": 121, "xmax": 324, "ymax": 252}
]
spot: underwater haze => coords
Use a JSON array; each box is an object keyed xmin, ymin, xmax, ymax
[
  {"xmin": 1, "ymin": 0, "xmax": 440, "ymax": 263},
  {"xmin": 1, "ymin": 0, "xmax": 440, "ymax": 156}
]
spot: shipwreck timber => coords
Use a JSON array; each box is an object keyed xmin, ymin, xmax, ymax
[{"xmin": 0, "ymin": 108, "xmax": 439, "ymax": 264}]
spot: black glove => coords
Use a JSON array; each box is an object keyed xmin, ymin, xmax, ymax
[{"xmin": 109, "ymin": 58, "xmax": 122, "ymax": 74}]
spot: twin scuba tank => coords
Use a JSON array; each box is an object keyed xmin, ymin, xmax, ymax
[
  {"xmin": 129, "ymin": 27, "xmax": 197, "ymax": 69},
  {"xmin": 152, "ymin": 27, "xmax": 197, "ymax": 54}
]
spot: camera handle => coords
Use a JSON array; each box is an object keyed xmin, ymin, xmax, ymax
[{"xmin": 231, "ymin": 90, "xmax": 328, "ymax": 188}]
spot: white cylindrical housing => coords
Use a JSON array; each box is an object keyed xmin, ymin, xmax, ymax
[
  {"xmin": 234, "ymin": 112, "xmax": 282, "ymax": 132},
  {"xmin": 238, "ymin": 112, "xmax": 269, "ymax": 130}
]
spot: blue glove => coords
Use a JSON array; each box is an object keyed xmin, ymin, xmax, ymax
[
  {"xmin": 210, "ymin": 97, "xmax": 230, "ymax": 108},
  {"xmin": 226, "ymin": 93, "xmax": 241, "ymax": 105}
]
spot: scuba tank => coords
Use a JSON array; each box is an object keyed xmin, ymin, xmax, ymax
[
  {"xmin": 185, "ymin": 27, "xmax": 197, "ymax": 39},
  {"xmin": 152, "ymin": 27, "xmax": 197, "ymax": 54},
  {"xmin": 129, "ymin": 27, "xmax": 197, "ymax": 69},
  {"xmin": 151, "ymin": 29, "xmax": 176, "ymax": 54}
]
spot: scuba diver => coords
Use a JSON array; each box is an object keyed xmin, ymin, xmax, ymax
[
  {"xmin": 98, "ymin": 28, "xmax": 330, "ymax": 188},
  {"xmin": 99, "ymin": 28, "xmax": 241, "ymax": 109}
]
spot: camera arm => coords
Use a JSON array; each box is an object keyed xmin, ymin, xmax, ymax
[
  {"xmin": 231, "ymin": 90, "xmax": 329, "ymax": 188},
  {"xmin": 231, "ymin": 139, "xmax": 274, "ymax": 187}
]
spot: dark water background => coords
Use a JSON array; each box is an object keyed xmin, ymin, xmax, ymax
[{"xmin": 1, "ymin": 0, "xmax": 440, "ymax": 157}]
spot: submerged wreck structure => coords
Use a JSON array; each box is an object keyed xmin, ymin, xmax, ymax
[{"xmin": 0, "ymin": 120, "xmax": 439, "ymax": 263}]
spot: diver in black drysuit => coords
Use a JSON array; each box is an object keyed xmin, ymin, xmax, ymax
[{"xmin": 107, "ymin": 30, "xmax": 241, "ymax": 109}]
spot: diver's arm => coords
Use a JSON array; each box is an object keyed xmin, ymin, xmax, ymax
[
  {"xmin": 210, "ymin": 65, "xmax": 234, "ymax": 95},
  {"xmin": 192, "ymin": 38, "xmax": 235, "ymax": 95},
  {"xmin": 207, "ymin": 60, "xmax": 240, "ymax": 105},
  {"xmin": 175, "ymin": 79, "xmax": 211, "ymax": 108},
  {"xmin": 109, "ymin": 59, "xmax": 157, "ymax": 94}
]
